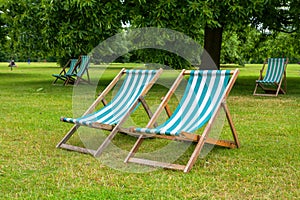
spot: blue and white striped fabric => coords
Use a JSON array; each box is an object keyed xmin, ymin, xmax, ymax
[
  {"xmin": 257, "ymin": 58, "xmax": 286, "ymax": 84},
  {"xmin": 66, "ymin": 59, "xmax": 78, "ymax": 75},
  {"xmin": 135, "ymin": 70, "xmax": 231, "ymax": 136},
  {"xmin": 76, "ymin": 55, "xmax": 90, "ymax": 77},
  {"xmin": 52, "ymin": 59, "xmax": 78, "ymax": 78},
  {"xmin": 62, "ymin": 70, "xmax": 158, "ymax": 126}
]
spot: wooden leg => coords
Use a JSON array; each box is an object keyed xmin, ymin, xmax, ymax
[
  {"xmin": 63, "ymin": 77, "xmax": 69, "ymax": 86},
  {"xmin": 222, "ymin": 103, "xmax": 240, "ymax": 148},
  {"xmin": 56, "ymin": 124, "xmax": 79, "ymax": 148},
  {"xmin": 94, "ymin": 98, "xmax": 142, "ymax": 157},
  {"xmin": 53, "ymin": 78, "xmax": 58, "ymax": 84},
  {"xmin": 139, "ymin": 97, "xmax": 158, "ymax": 127},
  {"xmin": 184, "ymin": 135, "xmax": 206, "ymax": 173},
  {"xmin": 93, "ymin": 127, "xmax": 120, "ymax": 157},
  {"xmin": 253, "ymin": 83, "xmax": 259, "ymax": 95},
  {"xmin": 124, "ymin": 135, "xmax": 144, "ymax": 163}
]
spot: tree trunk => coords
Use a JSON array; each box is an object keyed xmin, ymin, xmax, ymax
[{"xmin": 200, "ymin": 26, "xmax": 223, "ymax": 70}]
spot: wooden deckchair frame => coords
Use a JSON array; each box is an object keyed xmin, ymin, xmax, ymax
[
  {"xmin": 124, "ymin": 69, "xmax": 240, "ymax": 173},
  {"xmin": 64, "ymin": 55, "xmax": 91, "ymax": 86},
  {"xmin": 253, "ymin": 58, "xmax": 288, "ymax": 97},
  {"xmin": 52, "ymin": 58, "xmax": 81, "ymax": 84},
  {"xmin": 56, "ymin": 68, "xmax": 163, "ymax": 157}
]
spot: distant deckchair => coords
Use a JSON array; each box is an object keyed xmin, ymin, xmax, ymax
[
  {"xmin": 52, "ymin": 58, "xmax": 79, "ymax": 84},
  {"xmin": 64, "ymin": 55, "xmax": 91, "ymax": 86},
  {"xmin": 125, "ymin": 69, "xmax": 240, "ymax": 173},
  {"xmin": 253, "ymin": 58, "xmax": 288, "ymax": 96},
  {"xmin": 56, "ymin": 68, "xmax": 163, "ymax": 157}
]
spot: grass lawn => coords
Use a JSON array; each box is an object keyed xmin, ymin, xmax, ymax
[{"xmin": 0, "ymin": 62, "xmax": 299, "ymax": 199}]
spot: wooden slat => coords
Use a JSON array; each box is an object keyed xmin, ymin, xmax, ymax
[
  {"xmin": 161, "ymin": 96, "xmax": 173, "ymax": 117},
  {"xmin": 205, "ymin": 138, "xmax": 237, "ymax": 148},
  {"xmin": 56, "ymin": 124, "xmax": 79, "ymax": 148},
  {"xmin": 60, "ymin": 144, "xmax": 96, "ymax": 155},
  {"xmin": 139, "ymin": 96, "xmax": 158, "ymax": 127},
  {"xmin": 135, "ymin": 132, "xmax": 238, "ymax": 148},
  {"xmin": 90, "ymin": 123, "xmax": 114, "ymax": 130},
  {"xmin": 181, "ymin": 132, "xmax": 199, "ymax": 141},
  {"xmin": 128, "ymin": 157, "xmax": 186, "ymax": 171},
  {"xmin": 253, "ymin": 93, "xmax": 278, "ymax": 97},
  {"xmin": 145, "ymin": 69, "xmax": 186, "ymax": 128}
]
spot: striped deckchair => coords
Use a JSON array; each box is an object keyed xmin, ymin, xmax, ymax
[
  {"xmin": 56, "ymin": 68, "xmax": 163, "ymax": 157},
  {"xmin": 253, "ymin": 58, "xmax": 288, "ymax": 96},
  {"xmin": 64, "ymin": 55, "xmax": 91, "ymax": 86},
  {"xmin": 52, "ymin": 58, "xmax": 79, "ymax": 84},
  {"xmin": 125, "ymin": 69, "xmax": 240, "ymax": 173}
]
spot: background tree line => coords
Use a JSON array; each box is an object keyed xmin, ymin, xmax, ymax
[{"xmin": 0, "ymin": 0, "xmax": 299, "ymax": 68}]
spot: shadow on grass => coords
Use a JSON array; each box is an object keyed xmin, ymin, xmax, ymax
[
  {"xmin": 231, "ymin": 75, "xmax": 300, "ymax": 97},
  {"xmin": 0, "ymin": 72, "xmax": 37, "ymax": 78},
  {"xmin": 1, "ymin": 71, "xmax": 299, "ymax": 98}
]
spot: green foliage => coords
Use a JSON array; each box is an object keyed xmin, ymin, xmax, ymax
[
  {"xmin": 0, "ymin": 9, "xmax": 8, "ymax": 61},
  {"xmin": 221, "ymin": 26, "xmax": 300, "ymax": 64},
  {"xmin": 123, "ymin": 0, "xmax": 300, "ymax": 67},
  {"xmin": 1, "ymin": 0, "xmax": 124, "ymax": 65},
  {"xmin": 123, "ymin": 0, "xmax": 206, "ymax": 68},
  {"xmin": 251, "ymin": 0, "xmax": 300, "ymax": 33},
  {"xmin": 263, "ymin": 32, "xmax": 300, "ymax": 62},
  {"xmin": 131, "ymin": 49, "xmax": 192, "ymax": 69},
  {"xmin": 1, "ymin": 0, "xmax": 44, "ymax": 60},
  {"xmin": 42, "ymin": 0, "xmax": 124, "ymax": 66},
  {"xmin": 0, "ymin": 0, "xmax": 299, "ymax": 66}
]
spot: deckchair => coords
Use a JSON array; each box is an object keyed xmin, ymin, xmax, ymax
[
  {"xmin": 253, "ymin": 58, "xmax": 288, "ymax": 96},
  {"xmin": 64, "ymin": 55, "xmax": 91, "ymax": 86},
  {"xmin": 52, "ymin": 58, "xmax": 79, "ymax": 84},
  {"xmin": 124, "ymin": 69, "xmax": 240, "ymax": 173},
  {"xmin": 56, "ymin": 68, "xmax": 163, "ymax": 157}
]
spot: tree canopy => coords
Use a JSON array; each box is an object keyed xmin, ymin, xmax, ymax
[
  {"xmin": 1, "ymin": 0, "xmax": 124, "ymax": 65},
  {"xmin": 0, "ymin": 0, "xmax": 299, "ymax": 66}
]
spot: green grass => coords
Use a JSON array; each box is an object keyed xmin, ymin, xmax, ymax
[{"xmin": 0, "ymin": 62, "xmax": 299, "ymax": 199}]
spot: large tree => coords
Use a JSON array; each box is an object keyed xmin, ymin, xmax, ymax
[
  {"xmin": 1, "ymin": 0, "xmax": 299, "ymax": 66},
  {"xmin": 123, "ymin": 0, "xmax": 299, "ymax": 68}
]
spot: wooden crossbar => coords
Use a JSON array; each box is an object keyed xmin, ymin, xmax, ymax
[
  {"xmin": 60, "ymin": 144, "xmax": 96, "ymax": 155},
  {"xmin": 128, "ymin": 157, "xmax": 186, "ymax": 171}
]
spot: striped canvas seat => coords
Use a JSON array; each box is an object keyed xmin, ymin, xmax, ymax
[
  {"xmin": 62, "ymin": 69, "xmax": 160, "ymax": 127},
  {"xmin": 125, "ymin": 69, "xmax": 240, "ymax": 173},
  {"xmin": 57, "ymin": 68, "xmax": 163, "ymax": 157},
  {"xmin": 135, "ymin": 70, "xmax": 231, "ymax": 136},
  {"xmin": 52, "ymin": 58, "xmax": 78, "ymax": 84},
  {"xmin": 254, "ymin": 58, "xmax": 288, "ymax": 96},
  {"xmin": 64, "ymin": 55, "xmax": 91, "ymax": 85},
  {"xmin": 256, "ymin": 58, "xmax": 286, "ymax": 84}
]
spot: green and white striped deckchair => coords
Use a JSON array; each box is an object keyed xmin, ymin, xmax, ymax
[
  {"xmin": 125, "ymin": 69, "xmax": 240, "ymax": 173},
  {"xmin": 52, "ymin": 58, "xmax": 79, "ymax": 84},
  {"xmin": 57, "ymin": 68, "xmax": 163, "ymax": 157},
  {"xmin": 253, "ymin": 58, "xmax": 288, "ymax": 96},
  {"xmin": 64, "ymin": 55, "xmax": 91, "ymax": 86}
]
